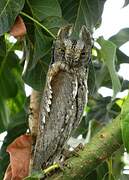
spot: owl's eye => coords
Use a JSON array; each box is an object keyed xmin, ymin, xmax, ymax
[{"xmin": 58, "ymin": 48, "xmax": 65, "ymax": 53}]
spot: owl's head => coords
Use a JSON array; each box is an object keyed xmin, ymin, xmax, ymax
[{"xmin": 54, "ymin": 25, "xmax": 92, "ymax": 67}]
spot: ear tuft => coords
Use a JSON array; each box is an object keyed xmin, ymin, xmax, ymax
[
  {"xmin": 79, "ymin": 25, "xmax": 92, "ymax": 46},
  {"xmin": 57, "ymin": 25, "xmax": 73, "ymax": 40}
]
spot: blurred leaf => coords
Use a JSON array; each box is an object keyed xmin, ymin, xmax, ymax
[
  {"xmin": 74, "ymin": 116, "xmax": 89, "ymax": 138},
  {"xmin": 0, "ymin": 98, "xmax": 9, "ymax": 133},
  {"xmin": 0, "ymin": 48, "xmax": 26, "ymax": 132},
  {"xmin": 116, "ymin": 49, "xmax": 129, "ymax": 64},
  {"xmin": 102, "ymin": 173, "xmax": 115, "ymax": 180},
  {"xmin": 87, "ymin": 95, "xmax": 121, "ymax": 123},
  {"xmin": 86, "ymin": 170, "xmax": 97, "ymax": 180},
  {"xmin": 95, "ymin": 63, "xmax": 111, "ymax": 89},
  {"xmin": 97, "ymin": 162, "xmax": 108, "ymax": 180},
  {"xmin": 120, "ymin": 174, "xmax": 129, "ymax": 180},
  {"xmin": 6, "ymin": 70, "xmax": 26, "ymax": 115},
  {"xmin": 0, "ymin": 68, "xmax": 18, "ymax": 99},
  {"xmin": 98, "ymin": 38, "xmax": 121, "ymax": 97},
  {"xmin": 32, "ymin": 26, "xmax": 52, "ymax": 67},
  {"xmin": 123, "ymin": 0, "xmax": 129, "ymax": 7},
  {"xmin": 23, "ymin": 54, "xmax": 50, "ymax": 90},
  {"xmin": 42, "ymin": 16, "xmax": 67, "ymax": 35},
  {"xmin": 0, "ymin": 36, "xmax": 6, "ymax": 56},
  {"xmin": 112, "ymin": 147, "xmax": 124, "ymax": 179},
  {"xmin": 59, "ymin": 0, "xmax": 106, "ymax": 32},
  {"xmin": 109, "ymin": 28, "xmax": 129, "ymax": 47},
  {"xmin": 27, "ymin": 0, "xmax": 62, "ymax": 21},
  {"xmin": 121, "ymin": 94, "xmax": 129, "ymax": 153},
  {"xmin": 0, "ymin": 50, "xmax": 22, "ymax": 99},
  {"xmin": 88, "ymin": 61, "xmax": 96, "ymax": 95},
  {"xmin": 0, "ymin": 0, "xmax": 25, "ymax": 36}
]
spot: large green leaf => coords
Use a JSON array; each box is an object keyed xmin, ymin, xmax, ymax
[
  {"xmin": 23, "ymin": 54, "xmax": 50, "ymax": 90},
  {"xmin": 109, "ymin": 28, "xmax": 129, "ymax": 47},
  {"xmin": 32, "ymin": 26, "xmax": 52, "ymax": 67},
  {"xmin": 121, "ymin": 94, "xmax": 129, "ymax": 153},
  {"xmin": 59, "ymin": 0, "xmax": 106, "ymax": 32},
  {"xmin": 0, "ymin": 0, "xmax": 25, "ymax": 36},
  {"xmin": 98, "ymin": 38, "xmax": 121, "ymax": 97},
  {"xmin": 27, "ymin": 0, "xmax": 62, "ymax": 21},
  {"xmin": 0, "ymin": 52, "xmax": 20, "ymax": 99},
  {"xmin": 42, "ymin": 16, "xmax": 67, "ymax": 35},
  {"xmin": 21, "ymin": 1, "xmax": 67, "ymax": 89},
  {"xmin": 0, "ymin": 37, "xmax": 26, "ymax": 133}
]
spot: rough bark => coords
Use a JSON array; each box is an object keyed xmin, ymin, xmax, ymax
[{"xmin": 47, "ymin": 116, "xmax": 122, "ymax": 180}]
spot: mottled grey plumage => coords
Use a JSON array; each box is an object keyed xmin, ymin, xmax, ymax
[{"xmin": 32, "ymin": 25, "xmax": 92, "ymax": 171}]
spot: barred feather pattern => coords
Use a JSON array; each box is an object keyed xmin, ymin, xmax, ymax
[{"xmin": 32, "ymin": 25, "xmax": 92, "ymax": 171}]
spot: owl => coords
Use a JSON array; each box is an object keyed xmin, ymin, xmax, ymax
[{"xmin": 32, "ymin": 25, "xmax": 92, "ymax": 171}]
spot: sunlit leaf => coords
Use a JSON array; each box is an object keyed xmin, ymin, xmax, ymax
[
  {"xmin": 121, "ymin": 94, "xmax": 129, "ymax": 153},
  {"xmin": 116, "ymin": 49, "xmax": 129, "ymax": 64},
  {"xmin": 123, "ymin": 0, "xmax": 129, "ymax": 7},
  {"xmin": 109, "ymin": 28, "xmax": 129, "ymax": 47},
  {"xmin": 98, "ymin": 38, "xmax": 121, "ymax": 97}
]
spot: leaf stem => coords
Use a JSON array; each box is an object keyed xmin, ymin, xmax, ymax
[{"xmin": 20, "ymin": 12, "xmax": 56, "ymax": 39}]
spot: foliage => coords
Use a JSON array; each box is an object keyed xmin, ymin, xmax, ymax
[{"xmin": 0, "ymin": 0, "xmax": 129, "ymax": 179}]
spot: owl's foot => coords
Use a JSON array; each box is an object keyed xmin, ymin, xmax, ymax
[
  {"xmin": 62, "ymin": 143, "xmax": 84, "ymax": 160},
  {"xmin": 43, "ymin": 163, "xmax": 61, "ymax": 175}
]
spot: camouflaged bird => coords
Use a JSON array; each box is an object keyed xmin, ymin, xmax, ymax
[{"xmin": 32, "ymin": 25, "xmax": 92, "ymax": 171}]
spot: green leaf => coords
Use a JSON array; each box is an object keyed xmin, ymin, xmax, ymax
[
  {"xmin": 98, "ymin": 38, "xmax": 121, "ymax": 97},
  {"xmin": 0, "ymin": 0, "xmax": 25, "ymax": 36},
  {"xmin": 0, "ymin": 98, "xmax": 9, "ymax": 133},
  {"xmin": 32, "ymin": 26, "xmax": 52, "ymax": 67},
  {"xmin": 0, "ymin": 40, "xmax": 26, "ymax": 132},
  {"xmin": 23, "ymin": 54, "xmax": 50, "ymax": 91},
  {"xmin": 0, "ymin": 51, "xmax": 21, "ymax": 99},
  {"xmin": 0, "ymin": 68, "xmax": 18, "ymax": 99},
  {"xmin": 121, "ymin": 94, "xmax": 129, "ymax": 153},
  {"xmin": 109, "ymin": 28, "xmax": 129, "ymax": 47},
  {"xmin": 116, "ymin": 49, "xmax": 129, "ymax": 64},
  {"xmin": 87, "ymin": 95, "xmax": 120, "ymax": 123},
  {"xmin": 59, "ymin": 0, "xmax": 106, "ymax": 32},
  {"xmin": 42, "ymin": 16, "xmax": 67, "ymax": 35},
  {"xmin": 27, "ymin": 0, "xmax": 62, "ymax": 21}
]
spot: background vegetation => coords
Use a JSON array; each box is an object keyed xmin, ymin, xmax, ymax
[{"xmin": 1, "ymin": 0, "xmax": 129, "ymax": 179}]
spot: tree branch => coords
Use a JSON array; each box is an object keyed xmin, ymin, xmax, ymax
[{"xmin": 47, "ymin": 116, "xmax": 122, "ymax": 180}]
